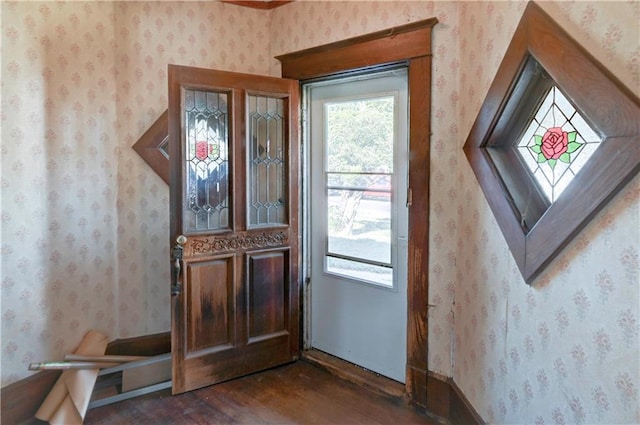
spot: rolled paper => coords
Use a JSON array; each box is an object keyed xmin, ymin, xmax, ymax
[{"xmin": 35, "ymin": 330, "xmax": 110, "ymax": 425}]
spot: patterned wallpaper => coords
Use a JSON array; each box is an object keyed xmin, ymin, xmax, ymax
[
  {"xmin": 270, "ymin": 0, "xmax": 460, "ymax": 380},
  {"xmin": 1, "ymin": 1, "xmax": 269, "ymax": 386},
  {"xmin": 453, "ymin": 2, "xmax": 640, "ymax": 423},
  {"xmin": 2, "ymin": 1, "xmax": 120, "ymax": 386},
  {"xmin": 111, "ymin": 0, "xmax": 269, "ymax": 339},
  {"xmin": 274, "ymin": 3, "xmax": 636, "ymax": 422},
  {"xmin": 2, "ymin": 1, "xmax": 638, "ymax": 423}
]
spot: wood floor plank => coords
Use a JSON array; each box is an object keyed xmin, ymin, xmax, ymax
[{"xmin": 83, "ymin": 361, "xmax": 437, "ymax": 425}]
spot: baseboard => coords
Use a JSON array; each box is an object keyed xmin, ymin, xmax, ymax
[
  {"xmin": 426, "ymin": 371, "xmax": 451, "ymax": 420},
  {"xmin": 1, "ymin": 369, "xmax": 61, "ymax": 425},
  {"xmin": 450, "ymin": 378, "xmax": 486, "ymax": 425},
  {"xmin": 0, "ymin": 331, "xmax": 171, "ymax": 425},
  {"xmin": 105, "ymin": 331, "xmax": 171, "ymax": 357},
  {"xmin": 427, "ymin": 371, "xmax": 486, "ymax": 425}
]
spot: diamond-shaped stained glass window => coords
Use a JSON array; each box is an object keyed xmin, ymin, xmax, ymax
[
  {"xmin": 516, "ymin": 86, "xmax": 602, "ymax": 203},
  {"xmin": 463, "ymin": 3, "xmax": 640, "ymax": 284}
]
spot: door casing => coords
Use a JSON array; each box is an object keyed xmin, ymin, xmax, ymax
[{"xmin": 277, "ymin": 18, "xmax": 437, "ymax": 407}]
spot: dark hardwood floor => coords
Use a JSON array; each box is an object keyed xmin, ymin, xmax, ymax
[{"xmin": 83, "ymin": 361, "xmax": 438, "ymax": 425}]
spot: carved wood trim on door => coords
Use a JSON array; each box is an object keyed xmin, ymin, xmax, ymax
[{"xmin": 277, "ymin": 18, "xmax": 437, "ymax": 409}]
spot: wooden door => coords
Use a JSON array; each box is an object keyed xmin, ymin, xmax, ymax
[{"xmin": 168, "ymin": 65, "xmax": 300, "ymax": 394}]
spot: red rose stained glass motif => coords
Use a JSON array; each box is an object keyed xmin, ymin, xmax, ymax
[
  {"xmin": 540, "ymin": 127, "xmax": 568, "ymax": 160},
  {"xmin": 195, "ymin": 140, "xmax": 208, "ymax": 160},
  {"xmin": 195, "ymin": 140, "xmax": 220, "ymax": 160},
  {"xmin": 517, "ymin": 86, "xmax": 599, "ymax": 203},
  {"xmin": 530, "ymin": 128, "xmax": 581, "ymax": 170}
]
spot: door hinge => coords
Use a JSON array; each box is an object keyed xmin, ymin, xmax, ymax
[{"xmin": 406, "ymin": 188, "xmax": 413, "ymax": 207}]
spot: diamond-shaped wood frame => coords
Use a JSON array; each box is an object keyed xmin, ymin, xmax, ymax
[
  {"xmin": 463, "ymin": 2, "xmax": 640, "ymax": 284},
  {"xmin": 133, "ymin": 110, "xmax": 170, "ymax": 185}
]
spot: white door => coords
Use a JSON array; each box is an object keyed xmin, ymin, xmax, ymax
[{"xmin": 307, "ymin": 69, "xmax": 409, "ymax": 382}]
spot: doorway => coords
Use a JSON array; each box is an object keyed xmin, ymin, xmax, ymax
[
  {"xmin": 132, "ymin": 17, "xmax": 437, "ymax": 406},
  {"xmin": 277, "ymin": 18, "xmax": 437, "ymax": 405},
  {"xmin": 305, "ymin": 69, "xmax": 409, "ymax": 382}
]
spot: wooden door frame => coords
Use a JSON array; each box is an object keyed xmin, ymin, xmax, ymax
[{"xmin": 276, "ymin": 18, "xmax": 437, "ymax": 408}]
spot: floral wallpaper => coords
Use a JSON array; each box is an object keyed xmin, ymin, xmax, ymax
[
  {"xmin": 2, "ymin": 1, "xmax": 638, "ymax": 423},
  {"xmin": 111, "ymin": 0, "xmax": 269, "ymax": 339},
  {"xmin": 270, "ymin": 0, "xmax": 461, "ymax": 382},
  {"xmin": 1, "ymin": 1, "xmax": 269, "ymax": 386},
  {"xmin": 453, "ymin": 2, "xmax": 640, "ymax": 423},
  {"xmin": 2, "ymin": 1, "xmax": 120, "ymax": 386}
]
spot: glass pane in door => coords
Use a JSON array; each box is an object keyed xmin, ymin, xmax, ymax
[
  {"xmin": 184, "ymin": 89, "xmax": 230, "ymax": 232},
  {"xmin": 324, "ymin": 96, "xmax": 395, "ymax": 288},
  {"xmin": 248, "ymin": 94, "xmax": 288, "ymax": 227}
]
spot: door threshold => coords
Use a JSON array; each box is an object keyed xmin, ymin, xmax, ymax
[{"xmin": 301, "ymin": 349, "xmax": 406, "ymax": 401}]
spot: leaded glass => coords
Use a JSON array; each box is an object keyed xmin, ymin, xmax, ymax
[
  {"xmin": 184, "ymin": 89, "xmax": 230, "ymax": 232},
  {"xmin": 248, "ymin": 95, "xmax": 287, "ymax": 227},
  {"xmin": 516, "ymin": 86, "xmax": 602, "ymax": 202},
  {"xmin": 158, "ymin": 135, "xmax": 169, "ymax": 159}
]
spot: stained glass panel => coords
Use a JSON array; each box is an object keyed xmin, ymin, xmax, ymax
[
  {"xmin": 248, "ymin": 95, "xmax": 287, "ymax": 227},
  {"xmin": 158, "ymin": 135, "xmax": 169, "ymax": 159},
  {"xmin": 516, "ymin": 86, "xmax": 602, "ymax": 203},
  {"xmin": 184, "ymin": 89, "xmax": 230, "ymax": 232},
  {"xmin": 463, "ymin": 4, "xmax": 640, "ymax": 283}
]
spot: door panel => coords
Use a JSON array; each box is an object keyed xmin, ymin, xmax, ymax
[
  {"xmin": 186, "ymin": 257, "xmax": 234, "ymax": 352},
  {"xmin": 248, "ymin": 250, "xmax": 288, "ymax": 339},
  {"xmin": 169, "ymin": 65, "xmax": 299, "ymax": 394},
  {"xmin": 308, "ymin": 69, "xmax": 408, "ymax": 382}
]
